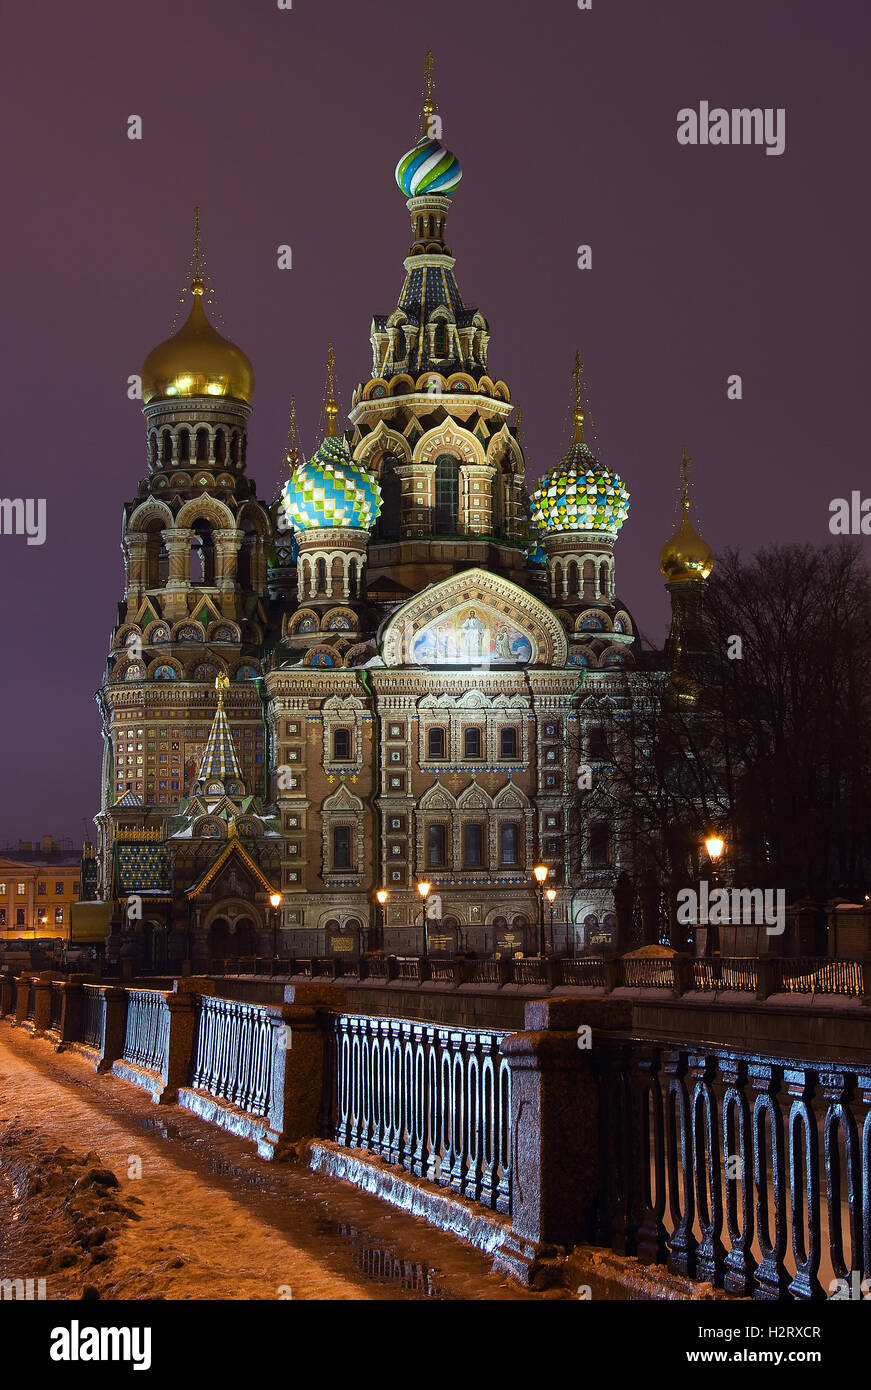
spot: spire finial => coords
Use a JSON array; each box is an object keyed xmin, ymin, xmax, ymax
[
  {"xmin": 215, "ymin": 671, "xmax": 229, "ymax": 707},
  {"xmin": 192, "ymin": 205, "xmax": 204, "ymax": 296},
  {"xmin": 284, "ymin": 395, "xmax": 299, "ymax": 469},
  {"xmin": 325, "ymin": 343, "xmax": 339, "ymax": 438},
  {"xmin": 422, "ymin": 48, "xmax": 435, "ymax": 134},
  {"xmin": 680, "ymin": 446, "xmax": 691, "ymax": 515},
  {"xmin": 572, "ymin": 350, "xmax": 585, "ymax": 443}
]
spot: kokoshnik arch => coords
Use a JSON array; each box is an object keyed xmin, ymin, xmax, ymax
[{"xmin": 94, "ymin": 54, "xmax": 715, "ymax": 967}]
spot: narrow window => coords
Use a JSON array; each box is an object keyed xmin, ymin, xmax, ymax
[
  {"xmin": 315, "ymin": 558, "xmax": 327, "ymax": 593},
  {"xmin": 434, "ymin": 455, "xmax": 459, "ymax": 534},
  {"xmin": 588, "ymin": 726, "xmax": 609, "ymax": 759},
  {"xmin": 427, "ymin": 824, "xmax": 447, "ymax": 867},
  {"xmin": 332, "ymin": 826, "xmax": 352, "ymax": 869},
  {"xmin": 427, "ymin": 727, "xmax": 446, "ymax": 760},
  {"xmin": 464, "ymin": 823, "xmax": 484, "ymax": 867},
  {"xmin": 589, "ymin": 822, "xmax": 610, "ymax": 868},
  {"xmin": 499, "ymin": 727, "xmax": 517, "ymax": 759},
  {"xmin": 332, "ymin": 728, "xmax": 351, "ymax": 761},
  {"xmin": 464, "ymin": 727, "xmax": 482, "ymax": 759},
  {"xmin": 500, "ymin": 824, "xmax": 519, "ymax": 865}
]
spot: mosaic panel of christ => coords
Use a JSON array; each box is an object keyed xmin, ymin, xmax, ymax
[{"xmin": 411, "ymin": 607, "xmax": 533, "ymax": 665}]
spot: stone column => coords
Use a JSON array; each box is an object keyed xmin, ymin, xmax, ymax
[
  {"xmin": 123, "ymin": 533, "xmax": 148, "ymax": 609},
  {"xmin": 492, "ymin": 996, "xmax": 632, "ymax": 1288},
  {"xmin": 162, "ymin": 527, "xmax": 194, "ymax": 619},
  {"xmin": 213, "ymin": 528, "xmax": 243, "ymax": 618}
]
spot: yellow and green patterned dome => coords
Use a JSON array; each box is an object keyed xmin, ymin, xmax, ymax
[
  {"xmin": 280, "ymin": 435, "xmax": 382, "ymax": 532},
  {"xmin": 532, "ymin": 413, "xmax": 630, "ymax": 537}
]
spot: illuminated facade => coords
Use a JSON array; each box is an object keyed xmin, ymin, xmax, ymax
[{"xmin": 94, "ymin": 60, "xmax": 711, "ymax": 968}]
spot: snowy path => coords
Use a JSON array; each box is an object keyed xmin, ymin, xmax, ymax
[{"xmin": 0, "ymin": 1022, "xmax": 546, "ymax": 1301}]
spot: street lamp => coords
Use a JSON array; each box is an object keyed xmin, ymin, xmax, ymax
[
  {"xmin": 545, "ymin": 887, "xmax": 557, "ymax": 955},
  {"xmin": 374, "ymin": 889, "xmax": 388, "ymax": 953},
  {"xmin": 417, "ymin": 881, "xmax": 432, "ymax": 957},
  {"xmin": 704, "ymin": 835, "xmax": 725, "ymax": 957},
  {"xmin": 269, "ymin": 892, "xmax": 282, "ymax": 961},
  {"xmin": 533, "ymin": 864, "xmax": 549, "ymax": 958}
]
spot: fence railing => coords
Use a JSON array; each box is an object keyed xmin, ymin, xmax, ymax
[
  {"xmin": 190, "ymin": 995, "xmax": 275, "ymax": 1117},
  {"xmin": 122, "ymin": 989, "xmax": 170, "ymax": 1073},
  {"xmin": 48, "ymin": 982, "xmax": 64, "ymax": 1032},
  {"xmin": 594, "ymin": 1035, "xmax": 871, "ymax": 1299},
  {"xmin": 81, "ymin": 985, "xmax": 106, "ymax": 1050},
  {"xmin": 774, "ymin": 957, "xmax": 863, "ymax": 997},
  {"xmin": 325, "ymin": 1013, "xmax": 512, "ymax": 1214}
]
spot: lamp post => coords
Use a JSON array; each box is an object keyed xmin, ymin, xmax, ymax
[
  {"xmin": 269, "ymin": 892, "xmax": 282, "ymax": 962},
  {"xmin": 533, "ymin": 864, "xmax": 549, "ymax": 957},
  {"xmin": 704, "ymin": 835, "xmax": 724, "ymax": 958},
  {"xmin": 545, "ymin": 887, "xmax": 557, "ymax": 956},
  {"xmin": 417, "ymin": 881, "xmax": 431, "ymax": 958},
  {"xmin": 374, "ymin": 889, "xmax": 388, "ymax": 953}
]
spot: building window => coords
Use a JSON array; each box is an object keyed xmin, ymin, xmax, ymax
[
  {"xmin": 499, "ymin": 727, "xmax": 518, "ymax": 759},
  {"xmin": 589, "ymin": 822, "xmax": 610, "ymax": 868},
  {"xmin": 463, "ymin": 823, "xmax": 484, "ymax": 867},
  {"xmin": 55, "ymin": 908, "xmax": 64, "ymax": 925},
  {"xmin": 434, "ymin": 454, "xmax": 459, "ymax": 534},
  {"xmin": 427, "ymin": 823, "xmax": 447, "ymax": 867},
  {"xmin": 55, "ymin": 881, "xmax": 63, "ymax": 895},
  {"xmin": 500, "ymin": 824, "xmax": 519, "ymax": 865},
  {"xmin": 0, "ymin": 883, "xmax": 5, "ymax": 895},
  {"xmin": 37, "ymin": 881, "xmax": 46, "ymax": 895},
  {"xmin": 427, "ymin": 727, "xmax": 446, "ymax": 760},
  {"xmin": 0, "ymin": 910, "xmax": 6, "ymax": 926},
  {"xmin": 16, "ymin": 909, "xmax": 25, "ymax": 926},
  {"xmin": 16, "ymin": 883, "xmax": 26, "ymax": 896},
  {"xmin": 464, "ymin": 727, "xmax": 482, "ymax": 760},
  {"xmin": 332, "ymin": 728, "xmax": 352, "ymax": 761},
  {"xmin": 37, "ymin": 909, "xmax": 48, "ymax": 925},
  {"xmin": 588, "ymin": 725, "xmax": 609, "ymax": 759},
  {"xmin": 332, "ymin": 826, "xmax": 352, "ymax": 870}
]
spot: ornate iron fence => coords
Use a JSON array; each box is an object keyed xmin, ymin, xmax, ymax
[
  {"xmin": 595, "ymin": 1036, "xmax": 871, "ymax": 1299},
  {"xmin": 325, "ymin": 1014, "xmax": 512, "ymax": 1214},
  {"xmin": 692, "ymin": 957, "xmax": 759, "ymax": 992},
  {"xmin": 190, "ymin": 995, "xmax": 274, "ymax": 1117},
  {"xmin": 122, "ymin": 989, "xmax": 170, "ymax": 1073},
  {"xmin": 775, "ymin": 957, "xmax": 863, "ymax": 997},
  {"xmin": 81, "ymin": 986, "xmax": 105, "ymax": 1050}
]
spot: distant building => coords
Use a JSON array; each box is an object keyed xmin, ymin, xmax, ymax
[{"xmin": 0, "ymin": 838, "xmax": 81, "ymax": 939}]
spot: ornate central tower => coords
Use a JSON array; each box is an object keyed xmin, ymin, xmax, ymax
[{"xmin": 347, "ymin": 51, "xmax": 528, "ymax": 596}]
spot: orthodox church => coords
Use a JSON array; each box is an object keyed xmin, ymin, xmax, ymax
[{"xmin": 94, "ymin": 57, "xmax": 713, "ymax": 968}]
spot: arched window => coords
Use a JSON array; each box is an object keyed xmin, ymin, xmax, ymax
[
  {"xmin": 427, "ymin": 824, "xmax": 447, "ymax": 867},
  {"xmin": 315, "ymin": 558, "xmax": 327, "ymax": 594},
  {"xmin": 190, "ymin": 520, "xmax": 215, "ymax": 584},
  {"xmin": 348, "ymin": 559, "xmax": 359, "ymax": 599},
  {"xmin": 582, "ymin": 558, "xmax": 595, "ymax": 601},
  {"xmin": 589, "ymin": 821, "xmax": 611, "ymax": 868},
  {"xmin": 464, "ymin": 727, "xmax": 482, "ymax": 759},
  {"xmin": 230, "ymin": 432, "xmax": 239, "ymax": 466},
  {"xmin": 178, "ymin": 429, "xmax": 190, "ymax": 462},
  {"xmin": 332, "ymin": 728, "xmax": 351, "ymax": 761},
  {"xmin": 567, "ymin": 561, "xmax": 579, "ymax": 596},
  {"xmin": 434, "ymin": 454, "xmax": 459, "ymax": 534},
  {"xmin": 195, "ymin": 428, "xmax": 209, "ymax": 463},
  {"xmin": 427, "ymin": 727, "xmax": 446, "ymax": 760},
  {"xmin": 500, "ymin": 824, "xmax": 519, "ymax": 864},
  {"xmin": 433, "ymin": 320, "xmax": 448, "ymax": 356},
  {"xmin": 588, "ymin": 725, "xmax": 609, "ymax": 759},
  {"xmin": 214, "ymin": 429, "xmax": 226, "ymax": 464},
  {"xmin": 161, "ymin": 431, "xmax": 173, "ymax": 465},
  {"xmin": 599, "ymin": 560, "xmax": 610, "ymax": 597},
  {"xmin": 373, "ymin": 459, "xmax": 401, "ymax": 541},
  {"xmin": 149, "ymin": 434, "xmax": 158, "ymax": 466}
]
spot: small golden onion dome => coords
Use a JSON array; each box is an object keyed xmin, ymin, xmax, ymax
[
  {"xmin": 658, "ymin": 450, "xmax": 713, "ymax": 583},
  {"xmin": 141, "ymin": 279, "xmax": 254, "ymax": 405}
]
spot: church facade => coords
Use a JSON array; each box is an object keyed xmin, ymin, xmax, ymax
[{"xmin": 94, "ymin": 63, "xmax": 711, "ymax": 969}]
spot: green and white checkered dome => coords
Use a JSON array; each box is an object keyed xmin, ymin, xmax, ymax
[
  {"xmin": 531, "ymin": 441, "xmax": 630, "ymax": 537},
  {"xmin": 280, "ymin": 436, "xmax": 382, "ymax": 531}
]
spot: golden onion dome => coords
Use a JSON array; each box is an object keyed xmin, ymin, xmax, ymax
[
  {"xmin": 659, "ymin": 450, "xmax": 714, "ymax": 583},
  {"xmin": 141, "ymin": 277, "xmax": 254, "ymax": 406}
]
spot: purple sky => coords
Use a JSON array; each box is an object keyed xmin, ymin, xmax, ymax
[{"xmin": 2, "ymin": 0, "xmax": 867, "ymax": 843}]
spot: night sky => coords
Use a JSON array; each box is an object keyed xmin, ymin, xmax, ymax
[{"xmin": 2, "ymin": 0, "xmax": 867, "ymax": 843}]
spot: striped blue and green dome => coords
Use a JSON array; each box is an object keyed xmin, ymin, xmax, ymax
[
  {"xmin": 531, "ymin": 442, "xmax": 630, "ymax": 537},
  {"xmin": 395, "ymin": 136, "xmax": 462, "ymax": 199},
  {"xmin": 280, "ymin": 435, "xmax": 382, "ymax": 531}
]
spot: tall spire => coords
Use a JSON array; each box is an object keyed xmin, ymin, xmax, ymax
[
  {"xmin": 324, "ymin": 343, "xmax": 338, "ymax": 438},
  {"xmin": 421, "ymin": 48, "xmax": 435, "ymax": 137},
  {"xmin": 571, "ymin": 349, "xmax": 586, "ymax": 443},
  {"xmin": 192, "ymin": 204, "xmax": 203, "ymax": 294},
  {"xmin": 196, "ymin": 673, "xmax": 244, "ymax": 788}
]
